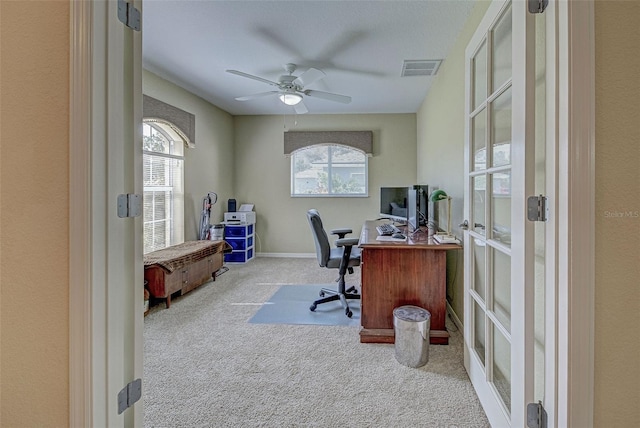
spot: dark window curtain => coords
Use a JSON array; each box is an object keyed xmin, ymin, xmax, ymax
[
  {"xmin": 143, "ymin": 95, "xmax": 196, "ymax": 147},
  {"xmin": 284, "ymin": 131, "xmax": 373, "ymax": 156}
]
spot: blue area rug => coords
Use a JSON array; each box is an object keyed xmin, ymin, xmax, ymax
[{"xmin": 249, "ymin": 284, "xmax": 360, "ymax": 327}]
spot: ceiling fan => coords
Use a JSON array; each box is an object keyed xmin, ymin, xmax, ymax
[{"xmin": 226, "ymin": 63, "xmax": 351, "ymax": 114}]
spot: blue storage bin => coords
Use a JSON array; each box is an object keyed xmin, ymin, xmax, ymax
[
  {"xmin": 224, "ymin": 248, "xmax": 254, "ymax": 263},
  {"xmin": 225, "ymin": 226, "xmax": 247, "ymax": 237},
  {"xmin": 227, "ymin": 239, "xmax": 247, "ymax": 251}
]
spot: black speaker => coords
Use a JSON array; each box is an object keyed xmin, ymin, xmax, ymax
[{"xmin": 228, "ymin": 199, "xmax": 236, "ymax": 212}]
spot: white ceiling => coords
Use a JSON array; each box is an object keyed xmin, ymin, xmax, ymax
[{"xmin": 142, "ymin": 0, "xmax": 475, "ymax": 116}]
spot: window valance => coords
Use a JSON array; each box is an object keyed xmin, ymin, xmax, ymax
[
  {"xmin": 143, "ymin": 95, "xmax": 195, "ymax": 147},
  {"xmin": 284, "ymin": 131, "xmax": 373, "ymax": 156}
]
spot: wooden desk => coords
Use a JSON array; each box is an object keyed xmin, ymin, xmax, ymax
[{"xmin": 358, "ymin": 220, "xmax": 461, "ymax": 345}]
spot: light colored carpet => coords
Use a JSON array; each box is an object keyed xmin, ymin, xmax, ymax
[{"xmin": 144, "ymin": 257, "xmax": 489, "ymax": 427}]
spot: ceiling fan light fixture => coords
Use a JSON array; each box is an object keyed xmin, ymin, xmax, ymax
[{"xmin": 279, "ymin": 92, "xmax": 303, "ymax": 106}]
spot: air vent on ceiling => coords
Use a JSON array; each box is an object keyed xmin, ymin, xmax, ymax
[{"xmin": 401, "ymin": 60, "xmax": 442, "ymax": 77}]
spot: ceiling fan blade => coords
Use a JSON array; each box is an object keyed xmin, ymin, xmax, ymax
[
  {"xmin": 226, "ymin": 70, "xmax": 279, "ymax": 87},
  {"xmin": 292, "ymin": 68, "xmax": 325, "ymax": 88},
  {"xmin": 235, "ymin": 91, "xmax": 278, "ymax": 101},
  {"xmin": 293, "ymin": 100, "xmax": 308, "ymax": 115},
  {"xmin": 304, "ymin": 90, "xmax": 352, "ymax": 104}
]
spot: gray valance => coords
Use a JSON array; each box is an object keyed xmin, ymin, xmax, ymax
[
  {"xmin": 143, "ymin": 95, "xmax": 195, "ymax": 147},
  {"xmin": 284, "ymin": 131, "xmax": 373, "ymax": 156}
]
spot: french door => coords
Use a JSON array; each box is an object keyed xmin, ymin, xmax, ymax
[{"xmin": 463, "ymin": 0, "xmax": 541, "ymax": 426}]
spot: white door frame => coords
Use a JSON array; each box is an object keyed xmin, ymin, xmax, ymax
[
  {"xmin": 69, "ymin": 0, "xmax": 93, "ymax": 424},
  {"xmin": 553, "ymin": 1, "xmax": 595, "ymax": 426},
  {"xmin": 69, "ymin": 0, "xmax": 595, "ymax": 426},
  {"xmin": 69, "ymin": 0, "xmax": 144, "ymax": 426}
]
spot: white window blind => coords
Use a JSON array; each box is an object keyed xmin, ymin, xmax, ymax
[{"xmin": 143, "ymin": 122, "xmax": 185, "ymax": 253}]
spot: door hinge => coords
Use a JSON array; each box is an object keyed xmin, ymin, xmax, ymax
[
  {"xmin": 528, "ymin": 0, "xmax": 549, "ymax": 14},
  {"xmin": 527, "ymin": 195, "xmax": 548, "ymax": 222},
  {"xmin": 117, "ymin": 0, "xmax": 141, "ymax": 31},
  {"xmin": 117, "ymin": 194, "xmax": 142, "ymax": 218},
  {"xmin": 527, "ymin": 401, "xmax": 548, "ymax": 428},
  {"xmin": 117, "ymin": 378, "xmax": 142, "ymax": 414}
]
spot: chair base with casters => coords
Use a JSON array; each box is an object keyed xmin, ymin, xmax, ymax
[{"xmin": 307, "ymin": 209, "xmax": 361, "ymax": 318}]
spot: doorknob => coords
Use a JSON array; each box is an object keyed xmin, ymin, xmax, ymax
[{"xmin": 460, "ymin": 220, "xmax": 485, "ymax": 230}]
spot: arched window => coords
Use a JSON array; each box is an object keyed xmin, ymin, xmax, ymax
[
  {"xmin": 143, "ymin": 121, "xmax": 185, "ymax": 253},
  {"xmin": 291, "ymin": 144, "xmax": 368, "ymax": 196}
]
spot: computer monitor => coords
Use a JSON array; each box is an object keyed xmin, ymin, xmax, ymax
[
  {"xmin": 407, "ymin": 185, "xmax": 429, "ymax": 231},
  {"xmin": 379, "ymin": 186, "xmax": 409, "ymax": 223}
]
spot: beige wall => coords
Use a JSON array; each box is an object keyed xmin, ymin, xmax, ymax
[
  {"xmin": 416, "ymin": 1, "xmax": 491, "ymax": 318},
  {"xmin": 594, "ymin": 1, "xmax": 640, "ymax": 425},
  {"xmin": 0, "ymin": 2, "xmax": 70, "ymax": 427},
  {"xmin": 143, "ymin": 70, "xmax": 235, "ymax": 241},
  {"xmin": 233, "ymin": 114, "xmax": 416, "ymax": 254}
]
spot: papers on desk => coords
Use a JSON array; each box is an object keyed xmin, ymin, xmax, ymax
[
  {"xmin": 376, "ymin": 235, "xmax": 406, "ymax": 242},
  {"xmin": 433, "ymin": 234, "xmax": 460, "ymax": 244}
]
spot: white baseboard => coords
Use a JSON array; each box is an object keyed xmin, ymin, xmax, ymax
[
  {"xmin": 257, "ymin": 252, "xmax": 315, "ymax": 258},
  {"xmin": 446, "ymin": 302, "xmax": 463, "ymax": 331}
]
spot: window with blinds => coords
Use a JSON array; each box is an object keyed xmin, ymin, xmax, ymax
[
  {"xmin": 291, "ymin": 144, "xmax": 368, "ymax": 197},
  {"xmin": 143, "ymin": 121, "xmax": 185, "ymax": 254}
]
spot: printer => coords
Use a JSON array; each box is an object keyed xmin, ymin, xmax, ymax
[
  {"xmin": 224, "ymin": 203, "xmax": 255, "ymax": 224},
  {"xmin": 223, "ymin": 211, "xmax": 256, "ymax": 225}
]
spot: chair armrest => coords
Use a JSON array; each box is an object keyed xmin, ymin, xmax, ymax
[
  {"xmin": 331, "ymin": 228, "xmax": 352, "ymax": 239},
  {"xmin": 335, "ymin": 238, "xmax": 359, "ymax": 248}
]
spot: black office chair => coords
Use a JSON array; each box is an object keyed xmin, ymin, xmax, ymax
[{"xmin": 306, "ymin": 209, "xmax": 361, "ymax": 318}]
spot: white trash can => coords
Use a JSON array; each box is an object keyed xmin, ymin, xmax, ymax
[
  {"xmin": 393, "ymin": 305, "xmax": 431, "ymax": 368},
  {"xmin": 210, "ymin": 224, "xmax": 224, "ymax": 240}
]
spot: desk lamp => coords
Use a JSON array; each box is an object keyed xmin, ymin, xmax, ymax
[{"xmin": 429, "ymin": 190, "xmax": 455, "ymax": 242}]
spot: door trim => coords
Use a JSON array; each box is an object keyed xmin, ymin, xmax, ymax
[
  {"xmin": 555, "ymin": 1, "xmax": 595, "ymax": 426},
  {"xmin": 69, "ymin": 0, "xmax": 93, "ymax": 425}
]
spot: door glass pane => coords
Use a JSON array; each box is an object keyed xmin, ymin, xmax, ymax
[
  {"xmin": 491, "ymin": 87, "xmax": 512, "ymax": 168},
  {"xmin": 473, "ymin": 176, "xmax": 486, "ymax": 236},
  {"xmin": 473, "ymin": 40, "xmax": 487, "ymax": 110},
  {"xmin": 492, "ymin": 171, "xmax": 511, "ymax": 246},
  {"xmin": 473, "ymin": 238, "xmax": 486, "ymax": 302},
  {"xmin": 473, "ymin": 109, "xmax": 487, "ymax": 171},
  {"xmin": 474, "ymin": 300, "xmax": 486, "ymax": 366},
  {"xmin": 492, "ymin": 5, "xmax": 512, "ymax": 91},
  {"xmin": 493, "ymin": 325, "xmax": 512, "ymax": 414},
  {"xmin": 492, "ymin": 248, "xmax": 511, "ymax": 333}
]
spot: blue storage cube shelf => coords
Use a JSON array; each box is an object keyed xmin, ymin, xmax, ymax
[{"xmin": 224, "ymin": 223, "xmax": 255, "ymax": 263}]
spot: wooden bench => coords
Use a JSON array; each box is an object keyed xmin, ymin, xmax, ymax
[{"xmin": 144, "ymin": 240, "xmax": 231, "ymax": 308}]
